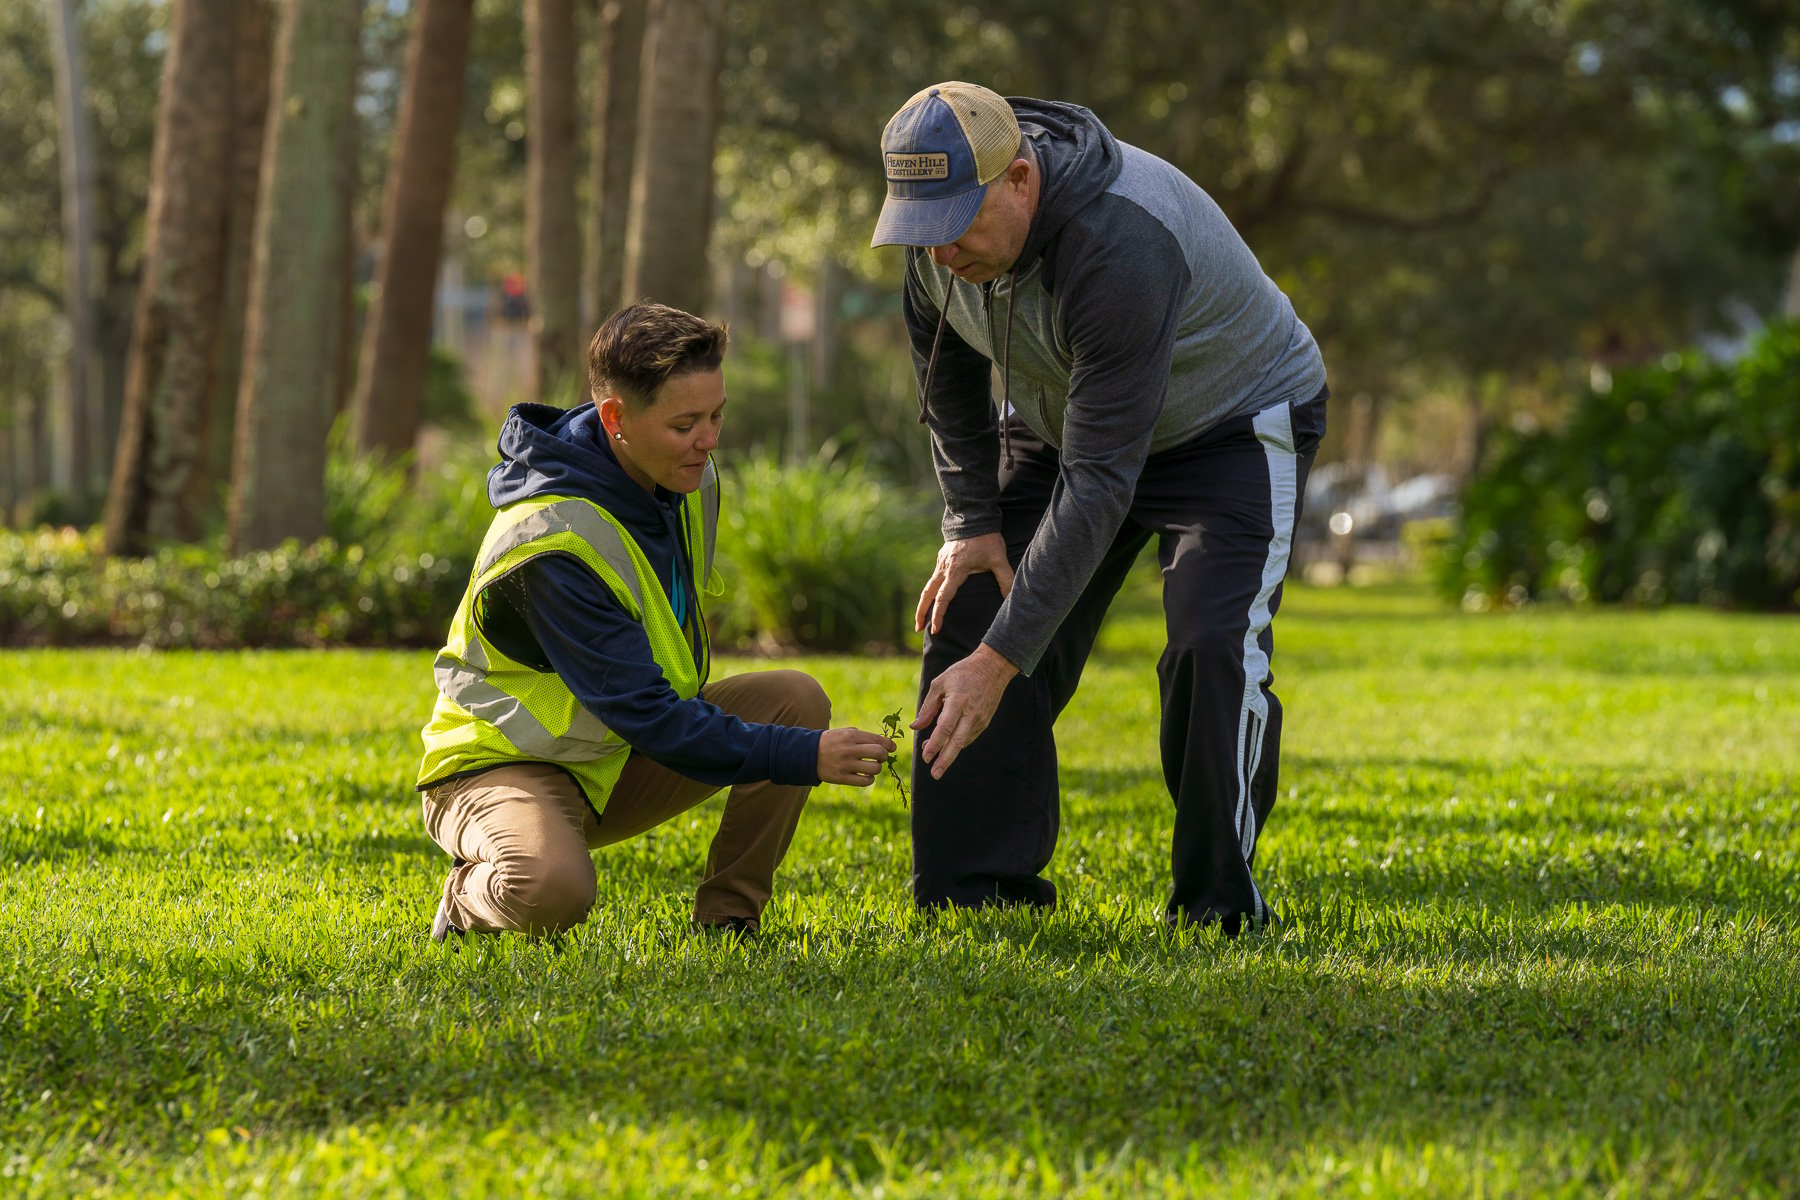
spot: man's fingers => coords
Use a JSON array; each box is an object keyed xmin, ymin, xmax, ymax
[
  {"xmin": 929, "ymin": 572, "xmax": 964, "ymax": 635},
  {"xmin": 912, "ymin": 684, "xmax": 944, "ymax": 732},
  {"xmin": 995, "ymin": 559, "xmax": 1016, "ymax": 597},
  {"xmin": 915, "ymin": 559, "xmax": 953, "ymax": 632},
  {"xmin": 921, "ymin": 692, "xmax": 964, "ymax": 763},
  {"xmin": 928, "ymin": 709, "xmax": 972, "ymax": 778},
  {"xmin": 914, "ymin": 577, "xmax": 938, "ymax": 632}
]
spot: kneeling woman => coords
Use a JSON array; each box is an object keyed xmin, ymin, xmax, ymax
[{"xmin": 416, "ymin": 302, "xmax": 893, "ymax": 938}]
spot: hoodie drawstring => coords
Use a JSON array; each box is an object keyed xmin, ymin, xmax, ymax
[
  {"xmin": 917, "ymin": 268, "xmax": 1020, "ymax": 471},
  {"xmin": 918, "ymin": 297, "xmax": 950, "ymax": 426},
  {"xmin": 999, "ymin": 270, "xmax": 1017, "ymax": 471}
]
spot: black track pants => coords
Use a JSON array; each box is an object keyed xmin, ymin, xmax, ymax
[{"xmin": 910, "ymin": 394, "xmax": 1325, "ymax": 928}]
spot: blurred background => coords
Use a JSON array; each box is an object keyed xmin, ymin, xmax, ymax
[{"xmin": 2, "ymin": 0, "xmax": 1796, "ymax": 651}]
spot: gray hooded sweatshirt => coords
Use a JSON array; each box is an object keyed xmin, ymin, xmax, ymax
[{"xmin": 904, "ymin": 98, "xmax": 1326, "ymax": 675}]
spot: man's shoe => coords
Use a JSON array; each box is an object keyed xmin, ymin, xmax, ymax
[
  {"xmin": 431, "ymin": 859, "xmax": 467, "ymax": 944},
  {"xmin": 693, "ymin": 915, "xmax": 759, "ymax": 938},
  {"xmin": 1162, "ymin": 905, "xmax": 1279, "ymax": 939}
]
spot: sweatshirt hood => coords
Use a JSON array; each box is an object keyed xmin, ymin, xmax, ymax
[
  {"xmin": 906, "ymin": 98, "xmax": 1123, "ymax": 468},
  {"xmin": 1011, "ymin": 98, "xmax": 1123, "ymax": 275},
  {"xmin": 486, "ymin": 402, "xmax": 667, "ymax": 526}
]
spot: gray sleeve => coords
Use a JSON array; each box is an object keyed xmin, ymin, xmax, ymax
[
  {"xmin": 904, "ymin": 251, "xmax": 1003, "ymax": 541},
  {"xmin": 982, "ymin": 199, "xmax": 1189, "ymax": 675}
]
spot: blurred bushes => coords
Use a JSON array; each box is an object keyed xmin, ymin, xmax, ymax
[
  {"xmin": 0, "ymin": 437, "xmax": 494, "ymax": 649},
  {"xmin": 1445, "ymin": 321, "xmax": 1800, "ymax": 610},
  {"xmin": 3, "ymin": 442, "xmax": 941, "ymax": 653},
  {"xmin": 713, "ymin": 456, "xmax": 936, "ymax": 652},
  {"xmin": 0, "ymin": 527, "xmax": 467, "ymax": 649}
]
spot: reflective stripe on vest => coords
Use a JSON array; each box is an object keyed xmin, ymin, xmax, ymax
[
  {"xmin": 431, "ymin": 652, "xmax": 619, "ymax": 761},
  {"xmin": 476, "ymin": 497, "xmax": 645, "ymax": 615}
]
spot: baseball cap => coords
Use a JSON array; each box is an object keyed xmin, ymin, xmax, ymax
[{"xmin": 870, "ymin": 82, "xmax": 1021, "ymax": 248}]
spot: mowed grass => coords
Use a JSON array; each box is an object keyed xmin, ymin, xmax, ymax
[{"xmin": 3, "ymin": 576, "xmax": 1797, "ymax": 1197}]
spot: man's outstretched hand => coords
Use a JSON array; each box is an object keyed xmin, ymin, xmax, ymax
[
  {"xmin": 816, "ymin": 727, "xmax": 897, "ymax": 786},
  {"xmin": 912, "ymin": 643, "xmax": 1018, "ymax": 779}
]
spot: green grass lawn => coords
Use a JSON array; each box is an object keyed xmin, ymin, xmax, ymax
[{"xmin": 4, "ymin": 578, "xmax": 1797, "ymax": 1197}]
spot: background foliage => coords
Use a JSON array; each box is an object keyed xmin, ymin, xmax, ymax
[
  {"xmin": 1446, "ymin": 320, "xmax": 1800, "ymax": 610},
  {"xmin": 713, "ymin": 455, "xmax": 936, "ymax": 652},
  {"xmin": 2, "ymin": 0, "xmax": 1798, "ymax": 635},
  {"xmin": 0, "ymin": 450, "xmax": 929, "ymax": 653}
]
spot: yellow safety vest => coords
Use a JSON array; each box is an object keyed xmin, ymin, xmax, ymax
[{"xmin": 415, "ymin": 461, "xmax": 721, "ymax": 809}]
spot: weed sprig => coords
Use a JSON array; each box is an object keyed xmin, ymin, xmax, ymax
[{"xmin": 880, "ymin": 709, "xmax": 909, "ymax": 807}]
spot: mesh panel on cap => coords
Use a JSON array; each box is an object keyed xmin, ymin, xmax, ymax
[{"xmin": 933, "ymin": 82, "xmax": 1020, "ymax": 185}]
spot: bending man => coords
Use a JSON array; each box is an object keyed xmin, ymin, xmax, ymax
[{"xmin": 872, "ymin": 83, "xmax": 1328, "ymax": 933}]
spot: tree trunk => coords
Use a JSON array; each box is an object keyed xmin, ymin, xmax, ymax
[
  {"xmin": 585, "ymin": 0, "xmax": 645, "ymax": 327},
  {"xmin": 203, "ymin": 0, "xmax": 274, "ymax": 506},
  {"xmin": 334, "ymin": 179, "xmax": 359, "ymax": 421},
  {"xmin": 1458, "ymin": 373, "xmax": 1489, "ymax": 485},
  {"xmin": 101, "ymin": 0, "xmax": 238, "ymax": 555},
  {"xmin": 622, "ymin": 0, "xmax": 725, "ymax": 317},
  {"xmin": 1334, "ymin": 391, "xmax": 1378, "ymax": 582},
  {"xmin": 352, "ymin": 0, "xmax": 474, "ymax": 460},
  {"xmin": 1784, "ymin": 241, "xmax": 1800, "ymax": 320},
  {"xmin": 229, "ymin": 0, "xmax": 362, "ymax": 552},
  {"xmin": 23, "ymin": 380, "xmax": 47, "ymax": 521},
  {"xmin": 526, "ymin": 0, "xmax": 582, "ymax": 397},
  {"xmin": 47, "ymin": 0, "xmax": 99, "ymax": 515},
  {"xmin": 1, "ymin": 401, "xmax": 13, "ymax": 524}
]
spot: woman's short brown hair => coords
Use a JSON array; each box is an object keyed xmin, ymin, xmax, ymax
[{"xmin": 586, "ymin": 302, "xmax": 729, "ymax": 410}]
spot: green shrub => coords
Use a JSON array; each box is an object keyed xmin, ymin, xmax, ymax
[
  {"xmin": 714, "ymin": 456, "xmax": 936, "ymax": 652},
  {"xmin": 0, "ymin": 526, "xmax": 469, "ymax": 649},
  {"xmin": 0, "ymin": 526, "xmax": 113, "ymax": 644},
  {"xmin": 1, "ymin": 441, "xmax": 944, "ymax": 653},
  {"xmin": 0, "ymin": 434, "xmax": 498, "ymax": 649},
  {"xmin": 423, "ymin": 345, "xmax": 482, "ymax": 432},
  {"xmin": 1445, "ymin": 321, "xmax": 1800, "ymax": 610}
]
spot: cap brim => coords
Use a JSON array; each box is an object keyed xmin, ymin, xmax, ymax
[{"xmin": 869, "ymin": 185, "xmax": 986, "ymax": 248}]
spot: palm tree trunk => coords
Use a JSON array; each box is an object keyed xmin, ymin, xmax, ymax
[
  {"xmin": 352, "ymin": 0, "xmax": 474, "ymax": 460},
  {"xmin": 622, "ymin": 0, "xmax": 725, "ymax": 317},
  {"xmin": 202, "ymin": 0, "xmax": 274, "ymax": 507},
  {"xmin": 585, "ymin": 0, "xmax": 644, "ymax": 326},
  {"xmin": 526, "ymin": 0, "xmax": 582, "ymax": 397},
  {"xmin": 101, "ymin": 0, "xmax": 238, "ymax": 554},
  {"xmin": 228, "ymin": 0, "xmax": 363, "ymax": 552},
  {"xmin": 47, "ymin": 0, "xmax": 98, "ymax": 515}
]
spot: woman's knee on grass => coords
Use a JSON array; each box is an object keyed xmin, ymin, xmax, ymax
[
  {"xmin": 495, "ymin": 853, "xmax": 598, "ymax": 934},
  {"xmin": 764, "ymin": 669, "xmax": 832, "ymax": 730}
]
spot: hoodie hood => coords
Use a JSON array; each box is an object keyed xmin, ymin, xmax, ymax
[
  {"xmin": 1010, "ymin": 98, "xmax": 1123, "ymax": 275},
  {"xmin": 487, "ymin": 402, "xmax": 669, "ymax": 530},
  {"xmin": 905, "ymin": 98, "xmax": 1123, "ymax": 468}
]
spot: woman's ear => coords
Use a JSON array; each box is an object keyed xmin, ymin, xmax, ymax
[{"xmin": 596, "ymin": 395, "xmax": 625, "ymax": 440}]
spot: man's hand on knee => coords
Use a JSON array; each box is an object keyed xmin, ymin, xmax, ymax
[
  {"xmin": 915, "ymin": 533, "xmax": 1014, "ymax": 635},
  {"xmin": 913, "ymin": 643, "xmax": 1019, "ymax": 778}
]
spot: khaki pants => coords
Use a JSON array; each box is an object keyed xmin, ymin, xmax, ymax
[{"xmin": 421, "ymin": 669, "xmax": 829, "ymax": 935}]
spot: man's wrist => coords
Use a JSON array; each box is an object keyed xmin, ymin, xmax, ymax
[{"xmin": 970, "ymin": 641, "xmax": 1020, "ymax": 683}]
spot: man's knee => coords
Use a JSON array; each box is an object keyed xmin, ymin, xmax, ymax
[
  {"xmin": 1166, "ymin": 621, "xmax": 1258, "ymax": 666},
  {"xmin": 928, "ymin": 573, "xmax": 1006, "ymax": 657},
  {"xmin": 498, "ymin": 855, "xmax": 597, "ymax": 934}
]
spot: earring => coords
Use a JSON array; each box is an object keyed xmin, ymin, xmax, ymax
[{"xmin": 613, "ymin": 432, "xmax": 623, "ymax": 441}]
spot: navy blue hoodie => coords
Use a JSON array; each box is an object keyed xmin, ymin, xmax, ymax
[{"xmin": 479, "ymin": 402, "xmax": 821, "ymax": 788}]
